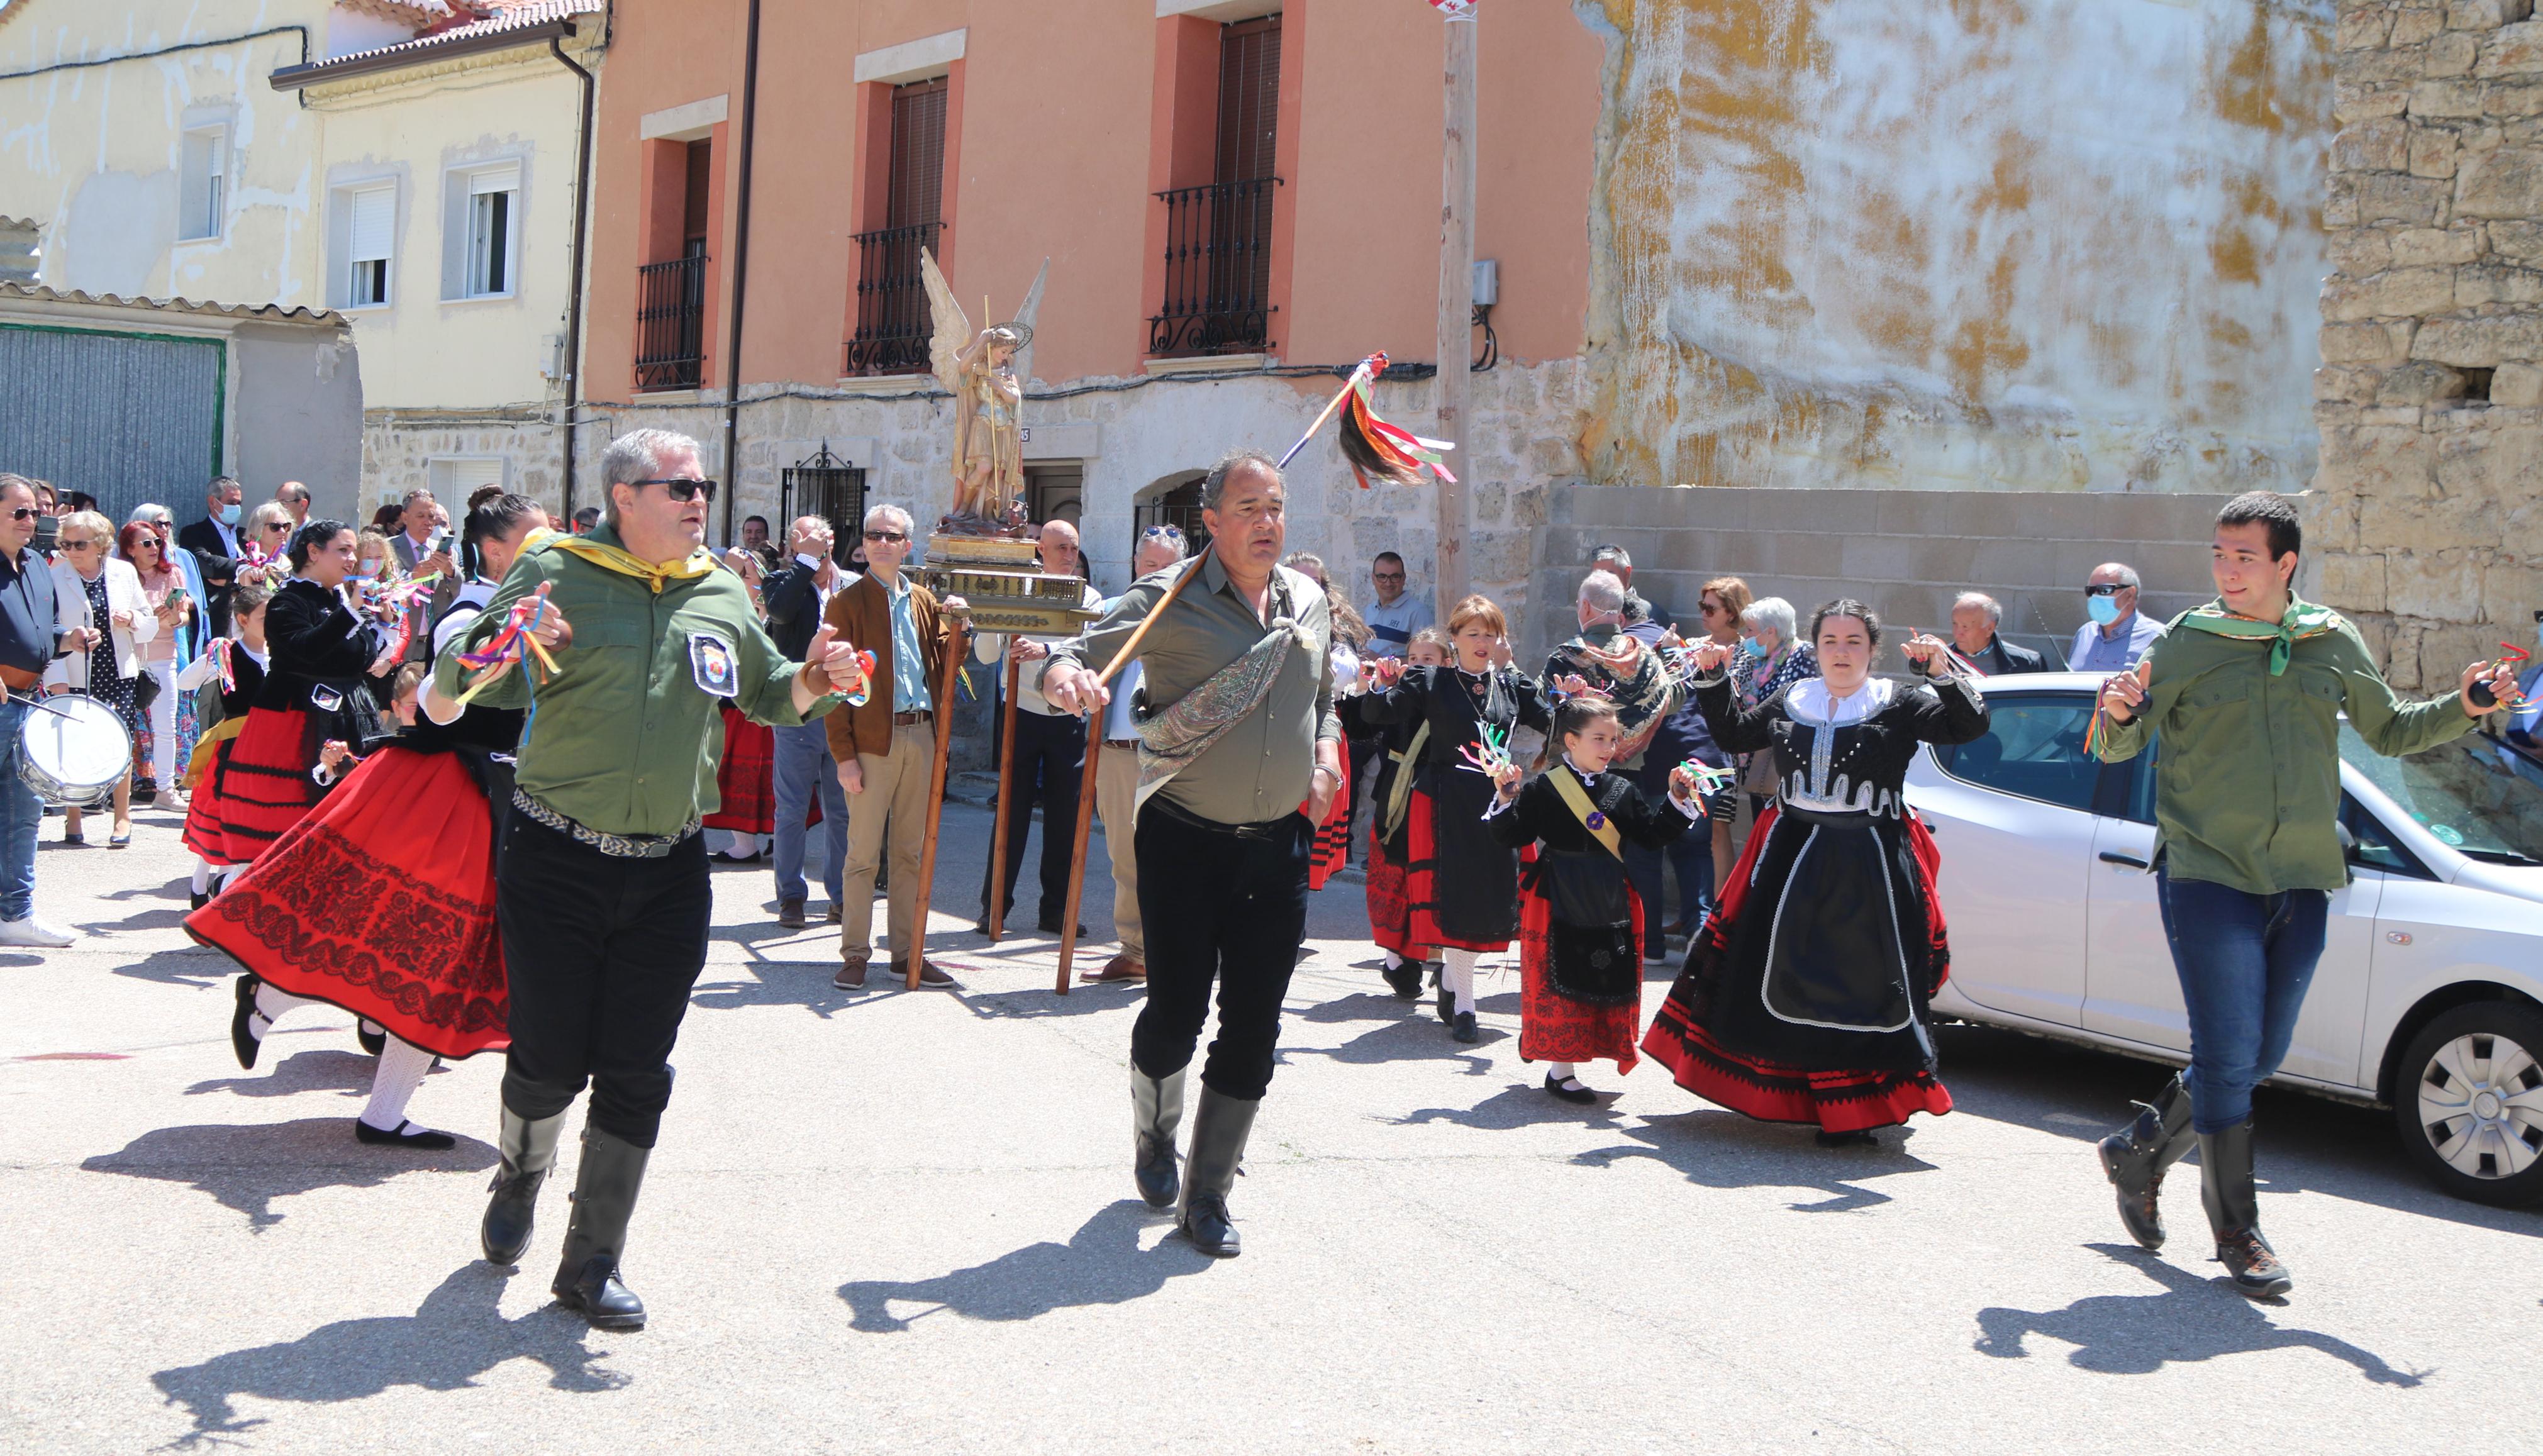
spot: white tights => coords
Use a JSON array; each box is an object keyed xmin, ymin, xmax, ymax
[
  {"xmin": 1440, "ymin": 948, "xmax": 1479, "ymax": 1016},
  {"xmin": 247, "ymin": 984, "xmax": 439, "ymax": 1131}
]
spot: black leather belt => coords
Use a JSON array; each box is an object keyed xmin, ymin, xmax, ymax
[
  {"xmin": 892, "ymin": 710, "xmax": 932, "ymax": 726},
  {"xmin": 1147, "ymin": 794, "xmax": 1296, "ymax": 842}
]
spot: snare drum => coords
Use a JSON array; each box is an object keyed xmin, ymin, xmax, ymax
[{"xmin": 17, "ymin": 694, "xmax": 135, "ymax": 807}]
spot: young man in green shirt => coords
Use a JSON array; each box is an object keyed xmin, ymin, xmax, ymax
[
  {"xmin": 429, "ymin": 428, "xmax": 870, "ymax": 1331},
  {"xmin": 2091, "ymin": 491, "xmax": 2517, "ymax": 1298}
]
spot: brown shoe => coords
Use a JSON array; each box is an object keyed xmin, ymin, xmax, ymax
[
  {"xmin": 894, "ymin": 957, "xmax": 956, "ymax": 987},
  {"xmin": 833, "ymin": 958, "xmax": 869, "ymax": 990},
  {"xmin": 1082, "ymin": 954, "xmax": 1146, "ymax": 984},
  {"xmin": 825, "ymin": 903, "xmax": 843, "ymax": 925},
  {"xmin": 777, "ymin": 898, "xmax": 806, "ymax": 930}
]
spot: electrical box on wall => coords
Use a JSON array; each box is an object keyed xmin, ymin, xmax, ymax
[
  {"xmin": 540, "ymin": 333, "xmax": 565, "ymax": 380},
  {"xmin": 1472, "ymin": 258, "xmax": 1500, "ymax": 307}
]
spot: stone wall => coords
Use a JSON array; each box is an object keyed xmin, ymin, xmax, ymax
[
  {"xmin": 364, "ymin": 411, "xmax": 569, "ymax": 523},
  {"xmin": 2315, "ymin": 0, "xmax": 2543, "ymax": 689}
]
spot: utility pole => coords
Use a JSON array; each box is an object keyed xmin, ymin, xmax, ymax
[{"xmin": 1433, "ymin": 2, "xmax": 1476, "ymax": 619}]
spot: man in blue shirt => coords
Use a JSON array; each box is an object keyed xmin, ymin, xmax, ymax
[
  {"xmin": 2068, "ymin": 561, "xmax": 2165, "ymax": 672},
  {"xmin": 0, "ymin": 475, "xmax": 77, "ymax": 947}
]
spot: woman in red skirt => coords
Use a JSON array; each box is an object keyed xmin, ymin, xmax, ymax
[
  {"xmin": 1349, "ymin": 626, "xmax": 1449, "ymax": 999},
  {"xmin": 704, "ymin": 704, "xmax": 778, "ymax": 860},
  {"xmin": 1355, "ymin": 595, "xmax": 1571, "ymax": 1043},
  {"xmin": 190, "ymin": 493, "xmax": 547, "ymax": 1149},
  {"xmin": 1483, "ymin": 696, "xmax": 1703, "ymax": 1101},
  {"xmin": 192, "ymin": 521, "xmax": 399, "ymax": 868}
]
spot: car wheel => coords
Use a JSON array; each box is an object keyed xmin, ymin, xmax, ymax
[{"xmin": 2393, "ymin": 1001, "xmax": 2543, "ymax": 1208}]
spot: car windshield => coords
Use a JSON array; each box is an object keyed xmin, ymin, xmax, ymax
[{"xmin": 2340, "ymin": 726, "xmax": 2543, "ymax": 866}]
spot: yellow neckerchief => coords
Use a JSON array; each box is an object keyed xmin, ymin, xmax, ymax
[
  {"xmin": 543, "ymin": 530, "xmax": 719, "ymax": 594},
  {"xmin": 1548, "ymin": 759, "xmax": 1624, "ymax": 860}
]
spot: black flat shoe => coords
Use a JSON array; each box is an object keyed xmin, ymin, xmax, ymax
[
  {"xmin": 1452, "ymin": 1011, "xmax": 1479, "ymax": 1044},
  {"xmin": 355, "ymin": 1119, "xmax": 456, "ymax": 1150},
  {"xmin": 1435, "ymin": 984, "xmax": 1452, "ymax": 1025},
  {"xmin": 1814, "ymin": 1128, "xmax": 1878, "ymax": 1148},
  {"xmin": 190, "ymin": 890, "xmax": 209, "ymax": 911},
  {"xmin": 1380, "ymin": 960, "xmax": 1423, "ymax": 1000},
  {"xmin": 357, "ymin": 1021, "xmax": 387, "ymax": 1057},
  {"xmin": 230, "ymin": 974, "xmax": 263, "ymax": 1070},
  {"xmin": 1544, "ymin": 1072, "xmax": 1597, "ymax": 1104}
]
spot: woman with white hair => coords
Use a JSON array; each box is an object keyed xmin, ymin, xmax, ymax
[{"xmin": 1732, "ymin": 596, "xmax": 1817, "ymax": 816}]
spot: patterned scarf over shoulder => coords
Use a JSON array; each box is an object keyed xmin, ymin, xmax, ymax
[{"xmin": 1132, "ymin": 611, "xmax": 1313, "ymax": 815}]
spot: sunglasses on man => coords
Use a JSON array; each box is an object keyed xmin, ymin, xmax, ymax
[
  {"xmin": 2084, "ymin": 583, "xmax": 2129, "ymax": 598},
  {"xmin": 862, "ymin": 529, "xmax": 909, "ymax": 544},
  {"xmin": 633, "ymin": 477, "xmax": 719, "ymax": 504}
]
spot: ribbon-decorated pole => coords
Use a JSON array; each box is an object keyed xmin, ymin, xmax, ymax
[
  {"xmin": 985, "ymin": 651, "xmax": 1022, "ymax": 943},
  {"xmin": 908, "ymin": 614, "xmax": 969, "ymax": 989},
  {"xmin": 1054, "ymin": 553, "xmax": 1210, "ymax": 991}
]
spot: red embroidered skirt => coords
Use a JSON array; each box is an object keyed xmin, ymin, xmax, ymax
[
  {"xmin": 187, "ymin": 746, "xmax": 508, "ymax": 1060},
  {"xmin": 186, "ymin": 705, "xmax": 324, "ymax": 867},
  {"xmin": 703, "ymin": 707, "xmax": 777, "ymax": 833},
  {"xmin": 1306, "ymin": 753, "xmax": 1351, "ymax": 891},
  {"xmin": 1366, "ymin": 825, "xmax": 1423, "ymax": 958},
  {"xmin": 1639, "ymin": 803, "xmax": 1953, "ymax": 1133},
  {"xmin": 1405, "ymin": 786, "xmax": 1512, "ymax": 954},
  {"xmin": 1518, "ymin": 879, "xmax": 1644, "ymax": 1075}
]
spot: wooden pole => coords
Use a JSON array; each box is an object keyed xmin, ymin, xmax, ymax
[
  {"xmin": 985, "ymin": 650, "xmax": 1021, "ymax": 943},
  {"xmin": 909, "ymin": 617, "xmax": 968, "ymax": 989},
  {"xmin": 1054, "ymin": 554, "xmax": 1206, "ymax": 988},
  {"xmin": 1433, "ymin": 8, "xmax": 1477, "ymax": 621}
]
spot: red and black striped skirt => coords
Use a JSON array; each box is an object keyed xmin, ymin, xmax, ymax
[{"xmin": 184, "ymin": 705, "xmax": 325, "ymax": 868}]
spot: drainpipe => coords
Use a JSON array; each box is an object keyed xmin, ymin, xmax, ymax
[
  {"xmin": 718, "ymin": 0, "xmax": 764, "ymax": 546},
  {"xmin": 549, "ymin": 33, "xmax": 597, "ymax": 520}
]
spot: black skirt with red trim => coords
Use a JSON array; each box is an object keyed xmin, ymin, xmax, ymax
[
  {"xmin": 189, "ymin": 704, "xmax": 326, "ymax": 867},
  {"xmin": 1518, "ymin": 879, "xmax": 1643, "ymax": 1074},
  {"xmin": 1640, "ymin": 801, "xmax": 1955, "ymax": 1133},
  {"xmin": 1405, "ymin": 783, "xmax": 1520, "ymax": 953},
  {"xmin": 1306, "ymin": 753, "xmax": 1351, "ymax": 890},
  {"xmin": 187, "ymin": 745, "xmax": 508, "ymax": 1060}
]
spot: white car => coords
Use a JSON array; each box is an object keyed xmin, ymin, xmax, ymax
[{"xmin": 1903, "ymin": 671, "xmax": 2543, "ymax": 1207}]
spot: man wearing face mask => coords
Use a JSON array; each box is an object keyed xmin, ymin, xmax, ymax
[
  {"xmin": 177, "ymin": 477, "xmax": 248, "ymax": 639},
  {"xmin": 2068, "ymin": 562, "xmax": 2164, "ymax": 672}
]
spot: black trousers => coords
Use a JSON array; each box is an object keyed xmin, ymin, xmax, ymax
[
  {"xmin": 1130, "ymin": 799, "xmax": 1311, "ymax": 1101},
  {"xmin": 979, "ymin": 706, "xmax": 1086, "ymax": 923},
  {"xmin": 497, "ymin": 809, "xmax": 713, "ymax": 1147}
]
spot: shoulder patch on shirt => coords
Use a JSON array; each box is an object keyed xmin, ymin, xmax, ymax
[{"xmin": 688, "ymin": 631, "xmax": 740, "ymax": 697}]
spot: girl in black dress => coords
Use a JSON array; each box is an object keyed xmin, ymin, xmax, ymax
[{"xmin": 1642, "ymin": 599, "xmax": 1987, "ymax": 1145}]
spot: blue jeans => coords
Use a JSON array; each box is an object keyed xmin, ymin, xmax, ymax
[
  {"xmin": 2156, "ymin": 868, "xmax": 2330, "ymax": 1134},
  {"xmin": 0, "ymin": 697, "xmax": 38, "ymax": 921},
  {"xmin": 771, "ymin": 720, "xmax": 850, "ymax": 906}
]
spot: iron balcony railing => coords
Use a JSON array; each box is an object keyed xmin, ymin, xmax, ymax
[
  {"xmin": 634, "ymin": 255, "xmax": 707, "ymax": 392},
  {"xmin": 1149, "ymin": 177, "xmax": 1281, "ymax": 357},
  {"xmin": 843, "ymin": 221, "xmax": 943, "ymax": 377}
]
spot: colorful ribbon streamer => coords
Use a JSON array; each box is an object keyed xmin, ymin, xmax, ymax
[
  {"xmin": 450, "ymin": 595, "xmax": 561, "ymax": 709},
  {"xmin": 1455, "ymin": 721, "xmax": 1514, "ymax": 779},
  {"xmin": 1343, "ymin": 353, "xmax": 1459, "ymax": 489}
]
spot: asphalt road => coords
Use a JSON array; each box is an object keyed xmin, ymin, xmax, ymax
[{"xmin": 1, "ymin": 795, "xmax": 2534, "ymax": 1453}]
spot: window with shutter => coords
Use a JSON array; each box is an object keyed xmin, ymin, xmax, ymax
[
  {"xmin": 886, "ymin": 79, "xmax": 947, "ymax": 230},
  {"xmin": 348, "ymin": 186, "xmax": 395, "ymax": 307},
  {"xmin": 843, "ymin": 78, "xmax": 949, "ymax": 376},
  {"xmin": 465, "ymin": 166, "xmax": 520, "ymax": 297}
]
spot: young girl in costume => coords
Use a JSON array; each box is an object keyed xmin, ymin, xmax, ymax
[
  {"xmin": 1349, "ymin": 626, "xmax": 1449, "ymax": 999},
  {"xmin": 1358, "ymin": 596, "xmax": 1573, "ymax": 1043},
  {"xmin": 1484, "ymin": 696, "xmax": 1705, "ymax": 1102},
  {"xmin": 178, "ymin": 574, "xmax": 275, "ymax": 906}
]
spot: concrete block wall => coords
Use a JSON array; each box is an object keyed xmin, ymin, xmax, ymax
[{"xmin": 1523, "ymin": 486, "xmax": 2234, "ymax": 669}]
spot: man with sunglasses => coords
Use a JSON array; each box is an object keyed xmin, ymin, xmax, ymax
[
  {"xmin": 428, "ymin": 429, "xmax": 872, "ymax": 1331},
  {"xmin": 821, "ymin": 503, "xmax": 968, "ymax": 988},
  {"xmin": 2069, "ymin": 562, "xmax": 2164, "ymax": 672},
  {"xmin": 0, "ymin": 475, "xmax": 76, "ymax": 947}
]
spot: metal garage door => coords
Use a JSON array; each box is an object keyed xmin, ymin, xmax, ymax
[{"xmin": 0, "ymin": 324, "xmax": 224, "ymax": 526}]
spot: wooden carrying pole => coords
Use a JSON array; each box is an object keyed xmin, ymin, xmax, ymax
[
  {"xmin": 908, "ymin": 618, "xmax": 969, "ymax": 989},
  {"xmin": 1053, "ymin": 555, "xmax": 1208, "ymax": 991},
  {"xmin": 1433, "ymin": 7, "xmax": 1477, "ymax": 618},
  {"xmin": 985, "ymin": 652, "xmax": 1021, "ymax": 943}
]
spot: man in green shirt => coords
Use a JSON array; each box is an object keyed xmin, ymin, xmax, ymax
[
  {"xmin": 427, "ymin": 428, "xmax": 867, "ymax": 1332},
  {"xmin": 2091, "ymin": 491, "xmax": 2516, "ymax": 1299}
]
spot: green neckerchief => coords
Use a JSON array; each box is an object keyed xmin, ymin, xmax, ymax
[{"xmin": 2170, "ymin": 593, "xmax": 2345, "ymax": 675}]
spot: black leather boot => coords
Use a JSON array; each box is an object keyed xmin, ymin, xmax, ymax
[
  {"xmin": 1131, "ymin": 1065, "xmax": 1186, "ymax": 1209},
  {"xmin": 2097, "ymin": 1074, "xmax": 2195, "ymax": 1250},
  {"xmin": 550, "ymin": 1126, "xmax": 652, "ymax": 1330},
  {"xmin": 480, "ymin": 1105, "xmax": 569, "ymax": 1265},
  {"xmin": 2199, "ymin": 1119, "xmax": 2291, "ymax": 1299},
  {"xmin": 1179, "ymin": 1086, "xmax": 1259, "ymax": 1259}
]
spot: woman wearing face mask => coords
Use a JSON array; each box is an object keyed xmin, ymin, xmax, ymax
[
  {"xmin": 1644, "ymin": 599, "xmax": 1988, "ymax": 1147},
  {"xmin": 44, "ymin": 511, "xmax": 159, "ymax": 846},
  {"xmin": 1730, "ymin": 596, "xmax": 1817, "ymax": 821},
  {"xmin": 186, "ymin": 521, "xmax": 398, "ymax": 869},
  {"xmin": 191, "ymin": 492, "xmax": 551, "ymax": 1152}
]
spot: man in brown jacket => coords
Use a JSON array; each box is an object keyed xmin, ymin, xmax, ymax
[{"xmin": 823, "ymin": 503, "xmax": 964, "ymax": 987}]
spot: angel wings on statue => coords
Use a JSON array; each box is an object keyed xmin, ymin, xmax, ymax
[{"xmin": 921, "ymin": 249, "xmax": 1048, "ymax": 535}]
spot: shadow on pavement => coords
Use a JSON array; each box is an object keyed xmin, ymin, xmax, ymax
[
  {"xmin": 1972, "ymin": 1243, "xmax": 2429, "ymax": 1386},
  {"xmin": 109, "ymin": 945, "xmax": 235, "ymax": 989},
  {"xmin": 82, "ymin": 1118, "xmax": 496, "ymax": 1231},
  {"xmin": 1390, "ymin": 1081, "xmax": 1633, "ymax": 1131},
  {"xmin": 1571, "ymin": 1109, "xmax": 1940, "ymax": 1213},
  {"xmin": 837, "ymin": 1201, "xmax": 1209, "ymax": 1333},
  {"xmin": 187, "ymin": 1048, "xmax": 380, "ymax": 1099},
  {"xmin": 1936, "ymin": 1024, "xmax": 2543, "ymax": 1240},
  {"xmin": 150, "ymin": 1265, "xmax": 628, "ymax": 1447}
]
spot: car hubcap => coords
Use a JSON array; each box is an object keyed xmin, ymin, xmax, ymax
[{"xmin": 2418, "ymin": 1032, "xmax": 2543, "ymax": 1179}]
